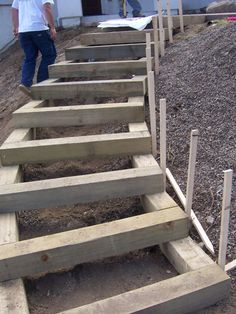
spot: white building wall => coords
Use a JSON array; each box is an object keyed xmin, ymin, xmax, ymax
[
  {"xmin": 56, "ymin": 0, "xmax": 83, "ymax": 27},
  {"xmin": 0, "ymin": 1, "xmax": 14, "ymax": 51}
]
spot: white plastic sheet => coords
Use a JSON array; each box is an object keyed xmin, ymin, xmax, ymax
[{"xmin": 98, "ymin": 16, "xmax": 154, "ymax": 31}]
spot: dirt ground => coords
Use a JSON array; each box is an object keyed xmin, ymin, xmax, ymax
[{"xmin": 0, "ymin": 23, "xmax": 235, "ymax": 313}]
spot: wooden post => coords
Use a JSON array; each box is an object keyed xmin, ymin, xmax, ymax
[
  {"xmin": 148, "ymin": 71, "xmax": 157, "ymax": 157},
  {"xmin": 146, "ymin": 33, "xmax": 152, "ymax": 73},
  {"xmin": 218, "ymin": 169, "xmax": 233, "ymax": 270},
  {"xmin": 160, "ymin": 98, "xmax": 166, "ymax": 190},
  {"xmin": 178, "ymin": 0, "xmax": 184, "ymax": 32},
  {"xmin": 157, "ymin": 0, "xmax": 165, "ymax": 57},
  {"xmin": 152, "ymin": 16, "xmax": 160, "ymax": 75},
  {"xmin": 185, "ymin": 129, "xmax": 199, "ymax": 217},
  {"xmin": 166, "ymin": 0, "xmax": 174, "ymax": 43},
  {"xmin": 166, "ymin": 168, "xmax": 215, "ymax": 255}
]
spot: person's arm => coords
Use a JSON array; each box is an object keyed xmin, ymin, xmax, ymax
[
  {"xmin": 43, "ymin": 3, "xmax": 56, "ymax": 40},
  {"xmin": 12, "ymin": 7, "xmax": 19, "ymax": 37}
]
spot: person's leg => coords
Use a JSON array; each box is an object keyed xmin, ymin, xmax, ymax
[
  {"xmin": 19, "ymin": 32, "xmax": 38, "ymax": 87},
  {"xmin": 32, "ymin": 30, "xmax": 57, "ymax": 83},
  {"xmin": 118, "ymin": 0, "xmax": 126, "ymax": 17},
  {"xmin": 127, "ymin": 0, "xmax": 142, "ymax": 16}
]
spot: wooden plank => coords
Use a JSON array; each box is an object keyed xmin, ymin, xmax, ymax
[
  {"xmin": 218, "ymin": 170, "xmax": 233, "ymax": 269},
  {"xmin": 147, "ymin": 71, "xmax": 157, "ymax": 157},
  {"xmin": 79, "ymin": 29, "xmax": 169, "ymax": 46},
  {"xmin": 12, "ymin": 102, "xmax": 144, "ymax": 128},
  {"xmin": 157, "ymin": 2, "xmax": 165, "ymax": 57},
  {"xmin": 178, "ymin": 0, "xmax": 184, "ymax": 32},
  {"xmin": 31, "ymin": 76, "xmax": 147, "ymax": 100},
  {"xmin": 0, "ymin": 207, "xmax": 189, "ymax": 282},
  {"xmin": 185, "ymin": 130, "xmax": 199, "ymax": 216},
  {"xmin": 49, "ymin": 59, "xmax": 151, "ymax": 78},
  {"xmin": 166, "ymin": 168, "xmax": 215, "ymax": 255},
  {"xmin": 0, "ymin": 131, "xmax": 152, "ymax": 166},
  {"xmin": 169, "ymin": 15, "xmax": 206, "ymax": 28},
  {"xmin": 0, "ymin": 166, "xmax": 163, "ymax": 213},
  {"xmin": 128, "ymin": 120, "xmax": 215, "ymax": 276},
  {"xmin": 160, "ymin": 237, "xmax": 215, "ymax": 274},
  {"xmin": 65, "ymin": 43, "xmax": 157, "ymax": 61},
  {"xmin": 225, "ymin": 259, "xmax": 236, "ymax": 272},
  {"xmin": 58, "ymin": 265, "xmax": 230, "ymax": 314},
  {"xmin": 152, "ymin": 16, "xmax": 160, "ymax": 75},
  {"xmin": 0, "ymin": 130, "xmax": 31, "ymax": 313}
]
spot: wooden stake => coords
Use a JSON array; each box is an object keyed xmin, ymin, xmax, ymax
[
  {"xmin": 225, "ymin": 259, "xmax": 236, "ymax": 272},
  {"xmin": 178, "ymin": 0, "xmax": 184, "ymax": 32},
  {"xmin": 148, "ymin": 71, "xmax": 157, "ymax": 157},
  {"xmin": 157, "ymin": 1, "xmax": 165, "ymax": 57},
  {"xmin": 152, "ymin": 16, "xmax": 160, "ymax": 74},
  {"xmin": 166, "ymin": 168, "xmax": 215, "ymax": 254},
  {"xmin": 218, "ymin": 169, "xmax": 233, "ymax": 270},
  {"xmin": 146, "ymin": 33, "xmax": 152, "ymax": 73},
  {"xmin": 160, "ymin": 98, "xmax": 166, "ymax": 190},
  {"xmin": 166, "ymin": 0, "xmax": 174, "ymax": 43},
  {"xmin": 185, "ymin": 129, "xmax": 199, "ymax": 217}
]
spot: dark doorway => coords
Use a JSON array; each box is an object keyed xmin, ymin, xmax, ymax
[{"xmin": 82, "ymin": 0, "xmax": 102, "ymax": 16}]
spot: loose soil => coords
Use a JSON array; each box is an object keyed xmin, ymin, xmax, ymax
[{"xmin": 0, "ymin": 23, "xmax": 235, "ymax": 313}]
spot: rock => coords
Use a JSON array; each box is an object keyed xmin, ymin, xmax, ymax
[
  {"xmin": 206, "ymin": 0, "xmax": 236, "ymax": 13},
  {"xmin": 206, "ymin": 216, "xmax": 215, "ymax": 225}
]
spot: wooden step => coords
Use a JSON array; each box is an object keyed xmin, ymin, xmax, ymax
[
  {"xmin": 58, "ymin": 264, "xmax": 229, "ymax": 314},
  {"xmin": 0, "ymin": 131, "xmax": 151, "ymax": 166},
  {"xmin": 12, "ymin": 102, "xmax": 144, "ymax": 128},
  {"xmin": 49, "ymin": 59, "xmax": 151, "ymax": 78},
  {"xmin": 31, "ymin": 76, "xmax": 147, "ymax": 100},
  {"xmin": 0, "ymin": 129, "xmax": 32, "ymax": 314},
  {"xmin": 0, "ymin": 166, "xmax": 163, "ymax": 213},
  {"xmin": 80, "ymin": 29, "xmax": 169, "ymax": 46},
  {"xmin": 0, "ymin": 207, "xmax": 189, "ymax": 282},
  {"xmin": 65, "ymin": 43, "xmax": 155, "ymax": 61}
]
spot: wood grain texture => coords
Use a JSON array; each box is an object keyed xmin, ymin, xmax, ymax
[
  {"xmin": 12, "ymin": 102, "xmax": 144, "ymax": 128},
  {"xmin": 58, "ymin": 265, "xmax": 230, "ymax": 314},
  {"xmin": 65, "ymin": 43, "xmax": 156, "ymax": 61},
  {"xmin": 0, "ymin": 207, "xmax": 189, "ymax": 281},
  {"xmin": 79, "ymin": 29, "xmax": 169, "ymax": 46},
  {"xmin": 49, "ymin": 59, "xmax": 151, "ymax": 78},
  {"xmin": 0, "ymin": 166, "xmax": 163, "ymax": 213},
  {"xmin": 31, "ymin": 76, "xmax": 147, "ymax": 100},
  {"xmin": 0, "ymin": 131, "xmax": 151, "ymax": 165}
]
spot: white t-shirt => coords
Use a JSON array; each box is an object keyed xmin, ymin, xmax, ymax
[{"xmin": 12, "ymin": 0, "xmax": 54, "ymax": 33}]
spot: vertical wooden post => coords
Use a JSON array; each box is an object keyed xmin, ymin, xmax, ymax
[
  {"xmin": 157, "ymin": 0, "xmax": 165, "ymax": 57},
  {"xmin": 178, "ymin": 0, "xmax": 184, "ymax": 32},
  {"xmin": 185, "ymin": 129, "xmax": 199, "ymax": 217},
  {"xmin": 166, "ymin": 0, "xmax": 173, "ymax": 43},
  {"xmin": 218, "ymin": 169, "xmax": 233, "ymax": 270},
  {"xmin": 160, "ymin": 98, "xmax": 167, "ymax": 190},
  {"xmin": 152, "ymin": 16, "xmax": 160, "ymax": 75},
  {"xmin": 148, "ymin": 71, "xmax": 157, "ymax": 157},
  {"xmin": 146, "ymin": 33, "xmax": 152, "ymax": 73}
]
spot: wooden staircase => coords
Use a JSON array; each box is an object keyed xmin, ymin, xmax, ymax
[{"xmin": 0, "ymin": 28, "xmax": 230, "ymax": 313}]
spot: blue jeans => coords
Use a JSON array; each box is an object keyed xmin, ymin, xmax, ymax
[
  {"xmin": 119, "ymin": 0, "xmax": 142, "ymax": 17},
  {"xmin": 19, "ymin": 30, "xmax": 57, "ymax": 87}
]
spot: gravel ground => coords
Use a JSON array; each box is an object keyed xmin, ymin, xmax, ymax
[{"xmin": 156, "ymin": 23, "xmax": 236, "ymax": 278}]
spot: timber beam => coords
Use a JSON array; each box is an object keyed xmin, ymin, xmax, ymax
[
  {"xmin": 0, "ymin": 207, "xmax": 189, "ymax": 282},
  {"xmin": 58, "ymin": 264, "xmax": 229, "ymax": 314},
  {"xmin": 65, "ymin": 43, "xmax": 155, "ymax": 61},
  {"xmin": 79, "ymin": 29, "xmax": 169, "ymax": 46},
  {"xmin": 12, "ymin": 102, "xmax": 145, "ymax": 128},
  {"xmin": 0, "ymin": 166, "xmax": 164, "ymax": 213},
  {"xmin": 31, "ymin": 76, "xmax": 147, "ymax": 100},
  {"xmin": 0, "ymin": 131, "xmax": 152, "ymax": 166},
  {"xmin": 49, "ymin": 59, "xmax": 151, "ymax": 78}
]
